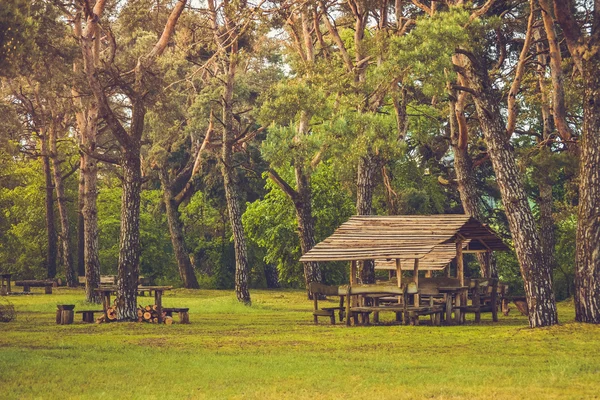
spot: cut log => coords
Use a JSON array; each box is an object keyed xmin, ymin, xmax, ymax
[
  {"xmin": 143, "ymin": 312, "xmax": 151, "ymax": 320},
  {"xmin": 164, "ymin": 316, "xmax": 174, "ymax": 325}
]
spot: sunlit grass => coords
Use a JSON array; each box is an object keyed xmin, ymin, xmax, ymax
[{"xmin": 0, "ymin": 288, "xmax": 598, "ymax": 399}]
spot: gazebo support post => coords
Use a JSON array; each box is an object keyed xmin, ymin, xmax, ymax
[
  {"xmin": 396, "ymin": 259, "xmax": 402, "ymax": 307},
  {"xmin": 456, "ymin": 239, "xmax": 465, "ymax": 323},
  {"xmin": 413, "ymin": 258, "xmax": 419, "ymax": 306},
  {"xmin": 350, "ymin": 260, "xmax": 358, "ymax": 307},
  {"xmin": 446, "ymin": 263, "xmax": 451, "ymax": 277}
]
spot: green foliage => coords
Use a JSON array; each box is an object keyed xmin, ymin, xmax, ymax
[{"xmin": 243, "ymin": 164, "xmax": 354, "ymax": 286}]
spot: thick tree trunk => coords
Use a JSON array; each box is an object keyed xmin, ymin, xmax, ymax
[
  {"xmin": 116, "ymin": 152, "xmax": 142, "ymax": 320},
  {"xmin": 462, "ymin": 58, "xmax": 558, "ymax": 327},
  {"xmin": 41, "ymin": 131, "xmax": 58, "ymax": 279},
  {"xmin": 222, "ymin": 162, "xmax": 251, "ymax": 304},
  {"xmin": 77, "ymin": 158, "xmax": 85, "ymax": 277},
  {"xmin": 574, "ymin": 61, "xmax": 600, "ymax": 323},
  {"xmin": 453, "ymin": 145, "xmax": 495, "ymax": 278},
  {"xmin": 49, "ymin": 125, "xmax": 77, "ymax": 287},
  {"xmin": 159, "ymin": 169, "xmax": 200, "ymax": 289},
  {"xmin": 82, "ymin": 152, "xmax": 101, "ymax": 303},
  {"xmin": 356, "ymin": 153, "xmax": 378, "ymax": 284}
]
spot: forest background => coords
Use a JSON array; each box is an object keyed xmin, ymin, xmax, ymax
[{"xmin": 0, "ymin": 0, "xmax": 585, "ymax": 306}]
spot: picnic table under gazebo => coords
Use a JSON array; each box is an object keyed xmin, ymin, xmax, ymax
[{"xmin": 300, "ymin": 214, "xmax": 510, "ymax": 325}]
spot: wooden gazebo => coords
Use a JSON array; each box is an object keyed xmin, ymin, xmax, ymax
[{"xmin": 299, "ymin": 215, "xmax": 509, "ymax": 287}]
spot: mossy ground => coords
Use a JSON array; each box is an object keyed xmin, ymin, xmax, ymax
[{"xmin": 0, "ymin": 288, "xmax": 599, "ymax": 399}]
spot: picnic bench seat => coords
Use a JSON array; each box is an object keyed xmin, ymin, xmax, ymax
[
  {"xmin": 308, "ymin": 282, "xmax": 345, "ymax": 324},
  {"xmin": 15, "ymin": 280, "xmax": 54, "ymax": 294},
  {"xmin": 76, "ymin": 309, "xmax": 103, "ymax": 323},
  {"xmin": 162, "ymin": 307, "xmax": 190, "ymax": 324}
]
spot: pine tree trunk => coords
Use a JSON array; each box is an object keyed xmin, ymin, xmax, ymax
[
  {"xmin": 41, "ymin": 130, "xmax": 58, "ymax": 279},
  {"xmin": 116, "ymin": 152, "xmax": 142, "ymax": 320},
  {"xmin": 159, "ymin": 169, "xmax": 200, "ymax": 289},
  {"xmin": 453, "ymin": 145, "xmax": 495, "ymax": 277},
  {"xmin": 222, "ymin": 162, "xmax": 251, "ymax": 304},
  {"xmin": 574, "ymin": 61, "xmax": 600, "ymax": 323},
  {"xmin": 462, "ymin": 59, "xmax": 558, "ymax": 327},
  {"xmin": 538, "ymin": 157, "xmax": 556, "ymax": 276},
  {"xmin": 356, "ymin": 153, "xmax": 378, "ymax": 284},
  {"xmin": 82, "ymin": 152, "xmax": 101, "ymax": 303},
  {"xmin": 294, "ymin": 165, "xmax": 322, "ymax": 293},
  {"xmin": 49, "ymin": 125, "xmax": 77, "ymax": 287},
  {"xmin": 77, "ymin": 159, "xmax": 85, "ymax": 277}
]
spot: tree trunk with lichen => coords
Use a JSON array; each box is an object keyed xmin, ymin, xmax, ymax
[
  {"xmin": 159, "ymin": 168, "xmax": 200, "ymax": 289},
  {"xmin": 116, "ymin": 151, "xmax": 142, "ymax": 320},
  {"xmin": 461, "ymin": 56, "xmax": 558, "ymax": 327}
]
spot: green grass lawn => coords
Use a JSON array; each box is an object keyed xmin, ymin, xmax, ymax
[{"xmin": 0, "ymin": 288, "xmax": 599, "ymax": 399}]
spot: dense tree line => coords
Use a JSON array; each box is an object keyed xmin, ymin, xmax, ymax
[{"xmin": 0, "ymin": 0, "xmax": 597, "ymax": 326}]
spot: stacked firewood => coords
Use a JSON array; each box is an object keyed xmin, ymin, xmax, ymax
[
  {"xmin": 137, "ymin": 304, "xmax": 174, "ymax": 325},
  {"xmin": 96, "ymin": 304, "xmax": 174, "ymax": 324}
]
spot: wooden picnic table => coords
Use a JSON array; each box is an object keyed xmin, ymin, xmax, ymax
[
  {"xmin": 438, "ymin": 286, "xmax": 468, "ymax": 324},
  {"xmin": 94, "ymin": 286, "xmax": 172, "ymax": 323}
]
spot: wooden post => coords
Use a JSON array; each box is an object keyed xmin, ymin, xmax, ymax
[
  {"xmin": 473, "ymin": 280, "xmax": 481, "ymax": 323},
  {"xmin": 350, "ymin": 260, "xmax": 358, "ymax": 307},
  {"xmin": 456, "ymin": 239, "xmax": 466, "ymax": 323},
  {"xmin": 446, "ymin": 263, "xmax": 451, "ymax": 277},
  {"xmin": 491, "ymin": 278, "xmax": 499, "ymax": 322},
  {"xmin": 425, "ymin": 270, "xmax": 432, "ymax": 278},
  {"xmin": 413, "ymin": 258, "xmax": 419, "ymax": 306},
  {"xmin": 155, "ymin": 289, "xmax": 163, "ymax": 323},
  {"xmin": 396, "ymin": 259, "xmax": 402, "ymax": 304},
  {"xmin": 350, "ymin": 260, "xmax": 357, "ymax": 285},
  {"xmin": 313, "ymin": 291, "xmax": 319, "ymax": 324},
  {"xmin": 345, "ymin": 286, "xmax": 352, "ymax": 327},
  {"xmin": 456, "ymin": 240, "xmax": 464, "ymax": 286}
]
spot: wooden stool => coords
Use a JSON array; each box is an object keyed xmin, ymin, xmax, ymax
[
  {"xmin": 56, "ymin": 305, "xmax": 75, "ymax": 325},
  {"xmin": 1, "ymin": 273, "xmax": 11, "ymax": 295}
]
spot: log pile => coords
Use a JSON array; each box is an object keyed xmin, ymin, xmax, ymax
[{"xmin": 96, "ymin": 303, "xmax": 174, "ymax": 324}]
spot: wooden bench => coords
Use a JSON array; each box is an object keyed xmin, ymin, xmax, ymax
[
  {"xmin": 15, "ymin": 280, "xmax": 54, "ymax": 294},
  {"xmin": 163, "ymin": 307, "xmax": 190, "ymax": 324},
  {"xmin": 308, "ymin": 282, "xmax": 345, "ymax": 325},
  {"xmin": 76, "ymin": 310, "xmax": 103, "ymax": 323}
]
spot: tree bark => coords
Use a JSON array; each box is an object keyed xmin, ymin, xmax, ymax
[
  {"xmin": 294, "ymin": 165, "xmax": 322, "ymax": 290},
  {"xmin": 81, "ymin": 151, "xmax": 101, "ymax": 303},
  {"xmin": 219, "ymin": 40, "xmax": 251, "ymax": 304},
  {"xmin": 552, "ymin": 0, "xmax": 600, "ymax": 323},
  {"xmin": 574, "ymin": 59, "xmax": 600, "ymax": 323},
  {"xmin": 222, "ymin": 161, "xmax": 251, "ymax": 304},
  {"xmin": 48, "ymin": 123, "xmax": 77, "ymax": 287},
  {"xmin": 461, "ymin": 56, "xmax": 558, "ymax": 327},
  {"xmin": 159, "ymin": 168, "xmax": 200, "ymax": 289},
  {"xmin": 77, "ymin": 157, "xmax": 85, "ymax": 277},
  {"xmin": 116, "ymin": 151, "xmax": 142, "ymax": 320},
  {"xmin": 448, "ymin": 90, "xmax": 495, "ymax": 278},
  {"xmin": 356, "ymin": 153, "xmax": 379, "ymax": 284},
  {"xmin": 40, "ymin": 129, "xmax": 58, "ymax": 279}
]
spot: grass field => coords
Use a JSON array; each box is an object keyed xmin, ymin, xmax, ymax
[{"xmin": 0, "ymin": 288, "xmax": 599, "ymax": 399}]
